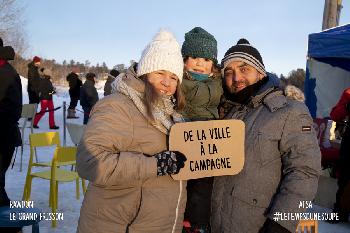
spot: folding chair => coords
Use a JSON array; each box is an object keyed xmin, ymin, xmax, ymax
[
  {"xmin": 296, "ymin": 219, "xmax": 318, "ymax": 233},
  {"xmin": 19, "ymin": 103, "xmax": 38, "ymax": 171},
  {"xmin": 23, "ymin": 146, "xmax": 84, "ymax": 227}
]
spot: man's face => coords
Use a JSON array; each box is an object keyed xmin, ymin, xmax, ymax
[
  {"xmin": 34, "ymin": 62, "xmax": 41, "ymax": 67},
  {"xmin": 223, "ymin": 61, "xmax": 264, "ymax": 93}
]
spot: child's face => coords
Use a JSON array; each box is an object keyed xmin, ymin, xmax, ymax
[{"xmin": 184, "ymin": 57, "xmax": 213, "ymax": 75}]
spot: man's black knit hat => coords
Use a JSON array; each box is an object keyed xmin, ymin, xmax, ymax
[
  {"xmin": 110, "ymin": 69, "xmax": 120, "ymax": 77},
  {"xmin": 221, "ymin": 38, "xmax": 266, "ymax": 76}
]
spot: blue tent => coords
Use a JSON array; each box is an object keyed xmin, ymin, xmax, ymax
[{"xmin": 305, "ymin": 24, "xmax": 350, "ymax": 118}]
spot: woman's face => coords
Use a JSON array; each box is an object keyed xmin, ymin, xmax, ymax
[
  {"xmin": 147, "ymin": 70, "xmax": 179, "ymax": 96},
  {"xmin": 184, "ymin": 56, "xmax": 213, "ymax": 75}
]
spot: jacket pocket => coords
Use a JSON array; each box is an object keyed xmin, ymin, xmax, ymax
[
  {"xmin": 228, "ymin": 186, "xmax": 272, "ymax": 233},
  {"xmin": 231, "ymin": 185, "xmax": 272, "ymax": 209},
  {"xmin": 257, "ymin": 132, "xmax": 281, "ymax": 167},
  {"xmin": 97, "ymin": 185, "xmax": 141, "ymax": 225}
]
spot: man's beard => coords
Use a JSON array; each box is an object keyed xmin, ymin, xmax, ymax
[
  {"xmin": 223, "ymin": 76, "xmax": 269, "ymax": 104},
  {"xmin": 225, "ymin": 80, "xmax": 250, "ymax": 94}
]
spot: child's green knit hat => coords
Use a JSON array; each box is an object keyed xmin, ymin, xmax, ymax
[{"xmin": 181, "ymin": 27, "xmax": 217, "ymax": 64}]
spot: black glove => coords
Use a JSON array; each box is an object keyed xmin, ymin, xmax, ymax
[
  {"xmin": 259, "ymin": 218, "xmax": 291, "ymax": 233},
  {"xmin": 346, "ymin": 102, "xmax": 350, "ymax": 113},
  {"xmin": 155, "ymin": 151, "xmax": 187, "ymax": 176}
]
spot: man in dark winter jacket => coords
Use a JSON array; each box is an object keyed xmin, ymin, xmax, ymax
[
  {"xmin": 104, "ymin": 69, "xmax": 119, "ymax": 96},
  {"xmin": 0, "ymin": 37, "xmax": 23, "ymax": 233},
  {"xmin": 27, "ymin": 56, "xmax": 41, "ymax": 104},
  {"xmin": 66, "ymin": 67, "xmax": 82, "ymax": 118},
  {"xmin": 211, "ymin": 39, "xmax": 321, "ymax": 233},
  {"xmin": 80, "ymin": 72, "xmax": 99, "ymax": 124}
]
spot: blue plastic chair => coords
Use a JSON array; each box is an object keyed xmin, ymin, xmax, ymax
[{"xmin": 0, "ymin": 206, "xmax": 41, "ymax": 233}]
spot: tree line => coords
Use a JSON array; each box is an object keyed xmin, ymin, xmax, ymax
[
  {"xmin": 9, "ymin": 54, "xmax": 128, "ymax": 84},
  {"xmin": 9, "ymin": 54, "xmax": 305, "ymax": 89}
]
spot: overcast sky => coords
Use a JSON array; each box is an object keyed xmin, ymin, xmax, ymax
[{"xmin": 20, "ymin": 0, "xmax": 350, "ymax": 76}]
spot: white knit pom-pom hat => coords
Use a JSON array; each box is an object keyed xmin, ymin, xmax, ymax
[{"xmin": 137, "ymin": 29, "xmax": 184, "ymax": 83}]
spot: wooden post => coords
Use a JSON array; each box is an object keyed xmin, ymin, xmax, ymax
[{"xmin": 322, "ymin": 0, "xmax": 343, "ymax": 30}]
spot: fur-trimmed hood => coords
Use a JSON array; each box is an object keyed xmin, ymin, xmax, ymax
[{"xmin": 284, "ymin": 85, "xmax": 305, "ymax": 102}]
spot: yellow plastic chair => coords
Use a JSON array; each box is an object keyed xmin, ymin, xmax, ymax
[
  {"xmin": 26, "ymin": 132, "xmax": 77, "ymax": 168},
  {"xmin": 296, "ymin": 219, "xmax": 318, "ymax": 233},
  {"xmin": 23, "ymin": 132, "xmax": 60, "ymax": 201},
  {"xmin": 26, "ymin": 131, "xmax": 60, "ymax": 168},
  {"xmin": 22, "ymin": 132, "xmax": 85, "ymax": 225},
  {"xmin": 23, "ymin": 146, "xmax": 84, "ymax": 227},
  {"xmin": 50, "ymin": 146, "xmax": 87, "ymax": 199}
]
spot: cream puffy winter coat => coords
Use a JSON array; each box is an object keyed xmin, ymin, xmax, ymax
[{"xmin": 76, "ymin": 66, "xmax": 186, "ymax": 233}]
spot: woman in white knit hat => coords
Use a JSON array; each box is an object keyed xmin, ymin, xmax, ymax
[{"xmin": 76, "ymin": 29, "xmax": 188, "ymax": 233}]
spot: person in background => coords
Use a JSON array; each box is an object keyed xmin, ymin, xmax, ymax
[
  {"xmin": 180, "ymin": 27, "xmax": 223, "ymax": 233},
  {"xmin": 27, "ymin": 56, "xmax": 41, "ymax": 105},
  {"xmin": 211, "ymin": 38, "xmax": 321, "ymax": 233},
  {"xmin": 33, "ymin": 69, "xmax": 59, "ymax": 130},
  {"xmin": 0, "ymin": 37, "xmax": 23, "ymax": 233},
  {"xmin": 104, "ymin": 69, "xmax": 119, "ymax": 96},
  {"xmin": 329, "ymin": 87, "xmax": 350, "ymax": 223},
  {"xmin": 76, "ymin": 29, "xmax": 187, "ymax": 233},
  {"xmin": 80, "ymin": 72, "xmax": 99, "ymax": 124},
  {"xmin": 66, "ymin": 67, "xmax": 82, "ymax": 119}
]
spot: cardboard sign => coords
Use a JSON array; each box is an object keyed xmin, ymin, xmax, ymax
[{"xmin": 169, "ymin": 119, "xmax": 245, "ymax": 180}]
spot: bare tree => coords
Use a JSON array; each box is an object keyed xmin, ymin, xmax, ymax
[
  {"xmin": 286, "ymin": 69, "xmax": 306, "ymax": 91},
  {"xmin": 0, "ymin": 0, "xmax": 28, "ymax": 55}
]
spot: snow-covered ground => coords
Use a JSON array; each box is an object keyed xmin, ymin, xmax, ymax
[{"xmin": 4, "ymin": 77, "xmax": 350, "ymax": 232}]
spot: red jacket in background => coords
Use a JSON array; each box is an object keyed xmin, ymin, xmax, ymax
[{"xmin": 330, "ymin": 88, "xmax": 350, "ymax": 122}]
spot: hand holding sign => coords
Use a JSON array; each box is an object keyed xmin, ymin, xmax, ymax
[
  {"xmin": 155, "ymin": 151, "xmax": 187, "ymax": 176},
  {"xmin": 169, "ymin": 119, "xmax": 245, "ymax": 180}
]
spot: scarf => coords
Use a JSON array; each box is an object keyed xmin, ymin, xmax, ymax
[
  {"xmin": 114, "ymin": 75, "xmax": 183, "ymax": 134},
  {"xmin": 224, "ymin": 76, "xmax": 269, "ymax": 104},
  {"xmin": 188, "ymin": 71, "xmax": 210, "ymax": 81}
]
